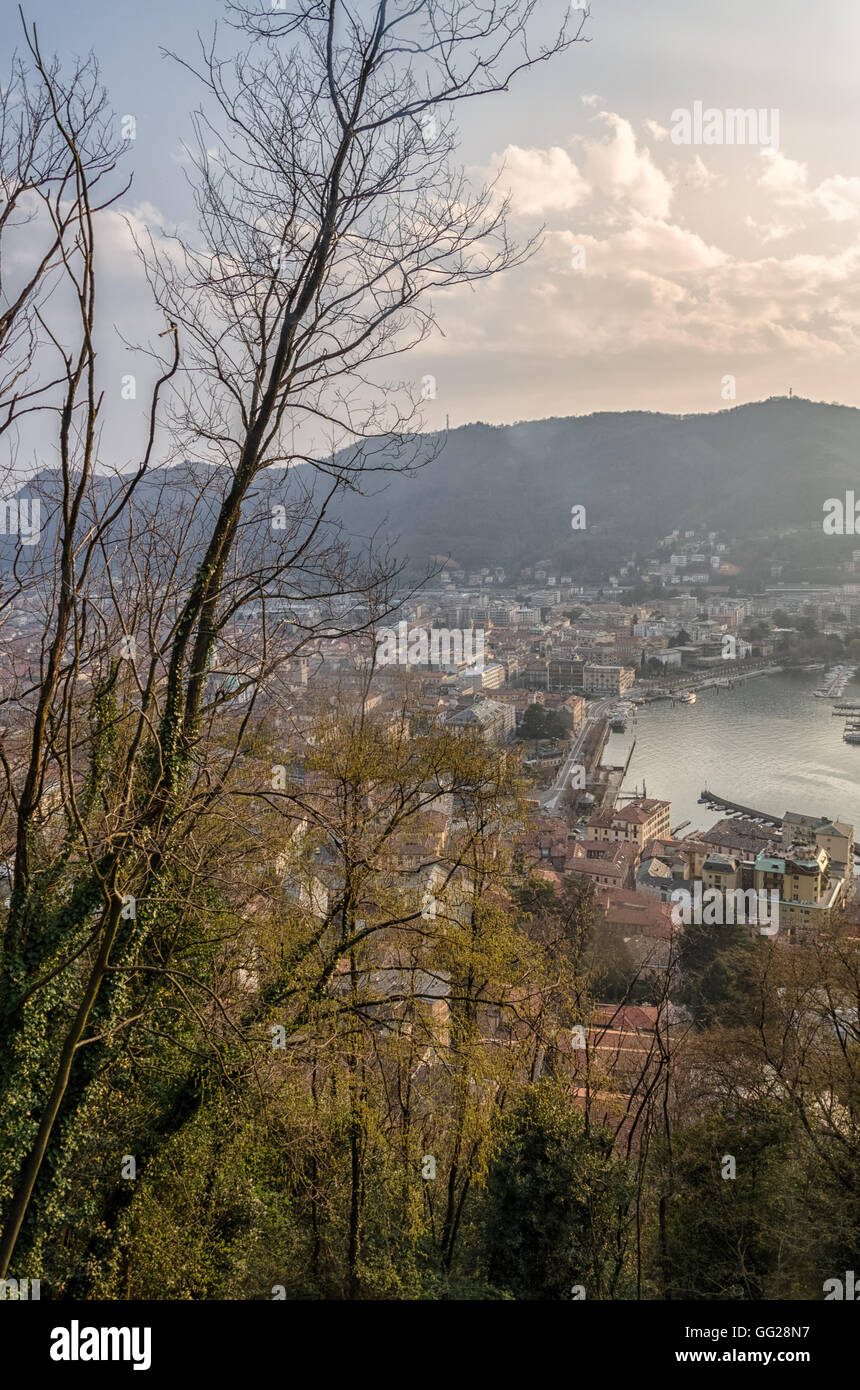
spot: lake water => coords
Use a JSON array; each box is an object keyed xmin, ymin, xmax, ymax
[{"xmin": 606, "ymin": 669, "xmax": 860, "ymax": 837}]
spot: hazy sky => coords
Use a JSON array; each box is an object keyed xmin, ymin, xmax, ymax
[{"xmin": 9, "ymin": 0, "xmax": 860, "ymax": 443}]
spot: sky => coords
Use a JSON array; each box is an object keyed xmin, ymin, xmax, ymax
[{"xmin": 7, "ymin": 0, "xmax": 860, "ymax": 449}]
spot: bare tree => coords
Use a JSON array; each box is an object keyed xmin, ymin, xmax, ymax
[{"xmin": 0, "ymin": 1, "xmax": 585, "ymax": 1281}]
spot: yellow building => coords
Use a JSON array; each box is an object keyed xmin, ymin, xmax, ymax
[
  {"xmin": 783, "ymin": 812, "xmax": 855, "ymax": 879},
  {"xmin": 754, "ymin": 843, "xmax": 846, "ymax": 939},
  {"xmin": 582, "ymin": 664, "xmax": 636, "ymax": 696},
  {"xmin": 701, "ymin": 852, "xmax": 742, "ymax": 893},
  {"xmin": 815, "ymin": 821, "xmax": 854, "ymax": 878},
  {"xmin": 589, "ymin": 798, "xmax": 672, "ymax": 851}
]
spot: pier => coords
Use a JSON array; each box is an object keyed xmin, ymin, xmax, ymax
[
  {"xmin": 698, "ymin": 788, "xmax": 781, "ymax": 825},
  {"xmin": 700, "ymin": 789, "xmax": 860, "ymax": 858}
]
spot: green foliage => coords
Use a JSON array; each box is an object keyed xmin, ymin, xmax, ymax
[
  {"xmin": 4, "ymin": 688, "xmax": 859, "ymax": 1303},
  {"xmin": 516, "ymin": 703, "xmax": 570, "ymax": 741},
  {"xmin": 676, "ymin": 920, "xmax": 758, "ymax": 1029},
  {"xmin": 476, "ymin": 1081, "xmax": 631, "ymax": 1300},
  {"xmin": 661, "ymin": 1106, "xmax": 812, "ymax": 1299}
]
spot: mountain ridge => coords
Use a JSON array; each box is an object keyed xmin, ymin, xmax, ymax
[{"xmin": 2, "ymin": 397, "xmax": 855, "ymax": 580}]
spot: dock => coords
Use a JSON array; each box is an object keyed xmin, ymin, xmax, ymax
[
  {"xmin": 700, "ymin": 790, "xmax": 860, "ymax": 858},
  {"xmin": 699, "ymin": 788, "xmax": 781, "ymax": 825}
]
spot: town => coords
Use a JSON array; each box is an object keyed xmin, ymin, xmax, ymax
[{"xmin": 2, "ymin": 0, "xmax": 858, "ymax": 1337}]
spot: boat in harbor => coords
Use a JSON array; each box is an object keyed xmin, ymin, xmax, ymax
[
  {"xmin": 844, "ymin": 730, "xmax": 860, "ymax": 744},
  {"xmin": 609, "ymin": 701, "xmax": 634, "ymax": 731},
  {"xmin": 677, "ymin": 690, "xmax": 696, "ymax": 704},
  {"xmin": 814, "ymin": 664, "xmax": 857, "ymax": 699}
]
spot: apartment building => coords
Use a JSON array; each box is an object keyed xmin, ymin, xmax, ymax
[
  {"xmin": 698, "ymin": 817, "xmax": 775, "ymax": 861},
  {"xmin": 701, "ymin": 852, "xmax": 743, "ymax": 893},
  {"xmin": 446, "ymin": 697, "xmax": 516, "ymax": 742},
  {"xmin": 477, "ymin": 662, "xmax": 506, "ymax": 690},
  {"xmin": 783, "ymin": 811, "xmax": 854, "ymax": 878},
  {"xmin": 589, "ymin": 798, "xmax": 672, "ymax": 851},
  {"xmin": 582, "ymin": 663, "xmax": 636, "ymax": 696},
  {"xmin": 566, "ymin": 839, "xmax": 640, "ymax": 890},
  {"xmin": 754, "ymin": 843, "xmax": 847, "ymax": 937}
]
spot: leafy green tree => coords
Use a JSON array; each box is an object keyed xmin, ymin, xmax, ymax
[
  {"xmin": 676, "ymin": 921, "xmax": 757, "ymax": 1029},
  {"xmin": 478, "ymin": 1081, "xmax": 631, "ymax": 1300},
  {"xmin": 661, "ymin": 1107, "xmax": 808, "ymax": 1299},
  {"xmin": 517, "ymin": 704, "xmax": 569, "ymax": 741}
]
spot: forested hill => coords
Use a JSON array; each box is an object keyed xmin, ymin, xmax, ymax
[
  {"xmin": 3, "ymin": 397, "xmax": 856, "ymax": 580},
  {"xmin": 329, "ymin": 396, "xmax": 859, "ymax": 575}
]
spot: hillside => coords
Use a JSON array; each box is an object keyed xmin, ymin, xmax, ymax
[
  {"xmin": 330, "ymin": 396, "xmax": 856, "ymax": 576},
  {"xmin": 2, "ymin": 397, "xmax": 855, "ymax": 582}
]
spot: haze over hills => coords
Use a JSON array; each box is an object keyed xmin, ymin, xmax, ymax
[
  {"xmin": 3, "ymin": 397, "xmax": 857, "ymax": 582},
  {"xmin": 330, "ymin": 396, "xmax": 859, "ymax": 577}
]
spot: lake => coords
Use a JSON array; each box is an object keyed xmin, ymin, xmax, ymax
[{"xmin": 606, "ymin": 669, "xmax": 860, "ymax": 837}]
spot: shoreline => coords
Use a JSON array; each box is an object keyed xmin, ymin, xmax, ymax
[
  {"xmin": 611, "ymin": 665, "xmax": 860, "ymax": 836},
  {"xmin": 636, "ymin": 664, "xmax": 784, "ymax": 701}
]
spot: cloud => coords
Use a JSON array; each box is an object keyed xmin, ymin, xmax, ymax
[
  {"xmin": 485, "ymin": 115, "xmax": 676, "ymax": 224},
  {"xmin": 685, "ymin": 155, "xmax": 719, "ymax": 190},
  {"xmin": 744, "ymin": 214, "xmax": 796, "ymax": 245},
  {"xmin": 582, "ymin": 113, "xmax": 674, "ymax": 218},
  {"xmin": 594, "ymin": 215, "xmax": 726, "ymax": 274},
  {"xmin": 758, "ymin": 150, "xmax": 860, "ymax": 226},
  {"xmin": 421, "ymin": 117, "xmax": 860, "ymax": 421},
  {"xmin": 758, "ymin": 149, "xmax": 810, "ymax": 205},
  {"xmin": 815, "ymin": 176, "xmax": 860, "ymax": 224},
  {"xmin": 404, "ymin": 102, "xmax": 860, "ymax": 423},
  {"xmin": 490, "ymin": 144, "xmax": 590, "ymax": 215},
  {"xmin": 645, "ymin": 119, "xmax": 669, "ymax": 141}
]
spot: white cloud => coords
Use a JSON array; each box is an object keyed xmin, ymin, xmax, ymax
[
  {"xmin": 745, "ymin": 215, "xmax": 796, "ymax": 245},
  {"xmin": 490, "ymin": 144, "xmax": 590, "ymax": 215},
  {"xmin": 426, "ymin": 122, "xmax": 860, "ymax": 410},
  {"xmin": 758, "ymin": 149, "xmax": 810, "ymax": 205},
  {"xmin": 685, "ymin": 155, "xmax": 719, "ymax": 190},
  {"xmin": 599, "ymin": 215, "xmax": 726, "ymax": 273},
  {"xmin": 758, "ymin": 150, "xmax": 860, "ymax": 226},
  {"xmin": 582, "ymin": 113, "xmax": 674, "ymax": 218},
  {"xmin": 815, "ymin": 175, "xmax": 860, "ymax": 223}
]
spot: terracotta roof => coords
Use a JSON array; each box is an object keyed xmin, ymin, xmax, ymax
[{"xmin": 595, "ymin": 888, "xmax": 675, "ymax": 938}]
